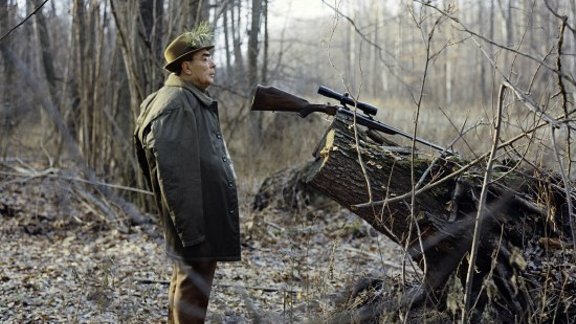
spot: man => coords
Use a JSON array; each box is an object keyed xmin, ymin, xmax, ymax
[{"xmin": 133, "ymin": 23, "xmax": 240, "ymax": 323}]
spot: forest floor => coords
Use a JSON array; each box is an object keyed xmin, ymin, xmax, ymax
[{"xmin": 0, "ymin": 163, "xmax": 411, "ymax": 323}]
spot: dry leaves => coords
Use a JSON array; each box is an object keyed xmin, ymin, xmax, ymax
[{"xmin": 0, "ymin": 166, "xmax": 404, "ymax": 323}]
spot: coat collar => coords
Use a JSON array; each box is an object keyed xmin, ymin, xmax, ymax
[{"xmin": 165, "ymin": 74, "xmax": 215, "ymax": 107}]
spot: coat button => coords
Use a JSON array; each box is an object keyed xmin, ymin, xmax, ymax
[
  {"xmin": 228, "ymin": 181, "xmax": 234, "ymax": 188},
  {"xmin": 216, "ymin": 133, "xmax": 222, "ymax": 139},
  {"xmin": 222, "ymin": 156, "xmax": 227, "ymax": 162}
]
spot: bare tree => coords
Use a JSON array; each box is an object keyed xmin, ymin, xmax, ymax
[
  {"xmin": 247, "ymin": 0, "xmax": 263, "ymax": 143},
  {"xmin": 0, "ymin": 0, "xmax": 14, "ymax": 157}
]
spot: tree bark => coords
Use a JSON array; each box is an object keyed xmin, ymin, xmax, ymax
[
  {"xmin": 248, "ymin": 0, "xmax": 263, "ymax": 145},
  {"xmin": 260, "ymin": 0, "xmax": 268, "ymax": 85},
  {"xmin": 32, "ymin": 0, "xmax": 57, "ymax": 102},
  {"xmin": 222, "ymin": 6, "xmax": 232, "ymax": 77},
  {"xmin": 0, "ymin": 0, "xmax": 14, "ymax": 157}
]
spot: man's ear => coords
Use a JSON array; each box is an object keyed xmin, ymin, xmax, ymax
[{"xmin": 180, "ymin": 61, "xmax": 192, "ymax": 75}]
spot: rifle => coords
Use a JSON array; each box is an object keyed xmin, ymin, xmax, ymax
[{"xmin": 251, "ymin": 85, "xmax": 453, "ymax": 155}]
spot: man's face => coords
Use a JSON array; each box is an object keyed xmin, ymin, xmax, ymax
[{"xmin": 181, "ymin": 49, "xmax": 215, "ymax": 91}]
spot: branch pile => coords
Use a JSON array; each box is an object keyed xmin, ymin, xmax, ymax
[{"xmin": 0, "ymin": 160, "xmax": 153, "ymax": 234}]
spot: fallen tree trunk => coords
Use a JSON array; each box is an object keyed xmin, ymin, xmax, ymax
[{"xmin": 297, "ymin": 111, "xmax": 575, "ymax": 322}]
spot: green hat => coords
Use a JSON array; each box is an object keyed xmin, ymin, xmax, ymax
[{"xmin": 163, "ymin": 23, "xmax": 214, "ymax": 73}]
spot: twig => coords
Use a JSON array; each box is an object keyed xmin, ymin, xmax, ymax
[
  {"xmin": 0, "ymin": 167, "xmax": 153, "ymax": 195},
  {"xmin": 218, "ymin": 283, "xmax": 299, "ymax": 294},
  {"xmin": 264, "ymin": 220, "xmax": 284, "ymax": 231},
  {"xmin": 134, "ymin": 278, "xmax": 170, "ymax": 285},
  {"xmin": 462, "ymin": 84, "xmax": 505, "ymax": 322},
  {"xmin": 403, "ymin": 11, "xmax": 444, "ymax": 296},
  {"xmin": 55, "ymin": 174, "xmax": 153, "ymax": 196},
  {"xmin": 0, "ymin": 0, "xmax": 50, "ymax": 43},
  {"xmin": 501, "ymin": 80, "xmax": 559, "ymax": 128}
]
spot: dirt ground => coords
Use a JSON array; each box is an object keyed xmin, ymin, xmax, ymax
[{"xmin": 0, "ymin": 168, "xmax": 408, "ymax": 323}]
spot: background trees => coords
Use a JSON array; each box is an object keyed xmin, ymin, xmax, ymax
[{"xmin": 0, "ymin": 0, "xmax": 574, "ymax": 209}]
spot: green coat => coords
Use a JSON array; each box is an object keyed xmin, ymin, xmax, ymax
[{"xmin": 134, "ymin": 74, "xmax": 240, "ymax": 262}]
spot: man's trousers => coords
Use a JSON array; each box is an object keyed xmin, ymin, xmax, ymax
[{"xmin": 168, "ymin": 260, "xmax": 217, "ymax": 324}]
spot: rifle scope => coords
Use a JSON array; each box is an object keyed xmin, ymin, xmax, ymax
[{"xmin": 317, "ymin": 86, "xmax": 378, "ymax": 116}]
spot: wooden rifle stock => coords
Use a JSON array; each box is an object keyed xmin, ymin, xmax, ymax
[{"xmin": 251, "ymin": 85, "xmax": 337, "ymax": 117}]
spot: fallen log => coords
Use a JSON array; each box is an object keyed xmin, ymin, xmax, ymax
[{"xmin": 294, "ymin": 111, "xmax": 576, "ymax": 322}]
